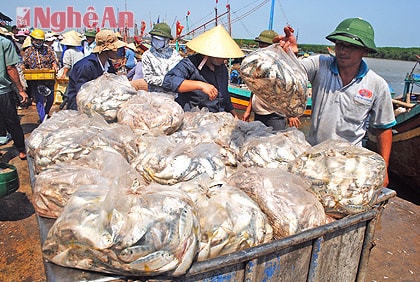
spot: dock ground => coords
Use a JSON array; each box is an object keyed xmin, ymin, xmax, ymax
[{"xmin": 0, "ymin": 105, "xmax": 418, "ymax": 281}]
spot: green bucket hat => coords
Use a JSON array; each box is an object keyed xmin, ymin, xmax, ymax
[
  {"xmin": 150, "ymin": 23, "xmax": 173, "ymax": 40},
  {"xmin": 255, "ymin": 30, "xmax": 278, "ymax": 45},
  {"xmin": 326, "ymin": 18, "xmax": 377, "ymax": 53},
  {"xmin": 84, "ymin": 29, "xmax": 97, "ymax": 38}
]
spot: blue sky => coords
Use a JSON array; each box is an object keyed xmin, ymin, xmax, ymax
[{"xmin": 2, "ymin": 0, "xmax": 419, "ymax": 47}]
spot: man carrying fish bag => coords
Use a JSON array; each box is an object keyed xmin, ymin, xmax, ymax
[
  {"xmin": 274, "ymin": 18, "xmax": 396, "ymax": 187},
  {"xmin": 66, "ymin": 29, "xmax": 127, "ymax": 110},
  {"xmin": 162, "ymin": 25, "xmax": 243, "ymax": 117},
  {"xmin": 242, "ymin": 29, "xmax": 301, "ymax": 130}
]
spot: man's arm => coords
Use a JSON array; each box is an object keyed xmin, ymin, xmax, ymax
[
  {"xmin": 376, "ymin": 128, "xmax": 393, "ymax": 187},
  {"xmin": 6, "ymin": 65, "xmax": 28, "ymax": 104},
  {"xmin": 242, "ymin": 93, "xmax": 253, "ymax": 121},
  {"xmin": 177, "ymin": 80, "xmax": 218, "ymax": 101}
]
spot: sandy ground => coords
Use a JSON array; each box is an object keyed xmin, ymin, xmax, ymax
[{"xmin": 0, "ymin": 105, "xmax": 418, "ymax": 281}]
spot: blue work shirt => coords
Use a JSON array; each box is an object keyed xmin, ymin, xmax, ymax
[
  {"xmin": 66, "ymin": 53, "xmax": 116, "ymax": 110},
  {"xmin": 125, "ymin": 48, "xmax": 136, "ymax": 69},
  {"xmin": 162, "ymin": 54, "xmax": 234, "ymax": 113}
]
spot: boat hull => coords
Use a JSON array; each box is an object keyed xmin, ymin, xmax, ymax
[
  {"xmin": 366, "ymin": 105, "xmax": 420, "ymax": 198},
  {"xmin": 228, "ymin": 85, "xmax": 251, "ymax": 111}
]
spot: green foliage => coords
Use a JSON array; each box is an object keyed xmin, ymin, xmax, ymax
[
  {"xmin": 371, "ymin": 47, "xmax": 420, "ymax": 61},
  {"xmin": 234, "ymin": 39, "xmax": 420, "ymax": 61}
]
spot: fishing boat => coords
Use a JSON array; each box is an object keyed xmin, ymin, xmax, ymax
[{"xmin": 366, "ymin": 59, "xmax": 420, "ymax": 194}]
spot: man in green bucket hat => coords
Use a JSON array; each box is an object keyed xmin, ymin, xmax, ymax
[
  {"xmin": 325, "ymin": 18, "xmax": 378, "ymax": 53},
  {"xmin": 83, "ymin": 29, "xmax": 97, "ymax": 57},
  {"xmin": 254, "ymin": 30, "xmax": 278, "ymax": 48},
  {"xmin": 273, "ymin": 18, "xmax": 396, "ymax": 187},
  {"xmin": 142, "ymin": 23, "xmax": 182, "ymax": 93}
]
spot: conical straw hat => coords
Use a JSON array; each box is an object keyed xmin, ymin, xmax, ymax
[
  {"xmin": 127, "ymin": 42, "xmax": 137, "ymax": 51},
  {"xmin": 22, "ymin": 36, "xmax": 32, "ymax": 49},
  {"xmin": 60, "ymin": 33, "xmax": 82, "ymax": 46},
  {"xmin": 186, "ymin": 25, "xmax": 244, "ymax": 58},
  {"xmin": 62, "ymin": 30, "xmax": 82, "ymax": 40}
]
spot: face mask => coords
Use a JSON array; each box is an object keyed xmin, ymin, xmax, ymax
[
  {"xmin": 209, "ymin": 57, "xmax": 225, "ymax": 66},
  {"xmin": 33, "ymin": 42, "xmax": 44, "ymax": 49},
  {"xmin": 151, "ymin": 36, "xmax": 169, "ymax": 51}
]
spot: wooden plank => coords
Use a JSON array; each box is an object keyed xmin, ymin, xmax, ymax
[
  {"xmin": 252, "ymin": 240, "xmax": 313, "ymax": 281},
  {"xmin": 181, "ymin": 262, "xmax": 245, "ymax": 282},
  {"xmin": 231, "ymin": 96, "xmax": 249, "ymax": 107},
  {"xmin": 392, "ymin": 99, "xmax": 415, "ymax": 108},
  {"xmin": 307, "ymin": 221, "xmax": 367, "ymax": 282}
]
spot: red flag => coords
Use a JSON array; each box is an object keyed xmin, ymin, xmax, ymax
[
  {"xmin": 141, "ymin": 20, "xmax": 146, "ymax": 37},
  {"xmin": 176, "ymin": 20, "xmax": 184, "ymax": 37},
  {"xmin": 187, "ymin": 10, "xmax": 190, "ymax": 16}
]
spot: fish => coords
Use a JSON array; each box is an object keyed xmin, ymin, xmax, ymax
[
  {"xmin": 227, "ymin": 167, "xmax": 326, "ymax": 238},
  {"xmin": 117, "ymin": 91, "xmax": 184, "ymax": 135},
  {"xmin": 118, "ymin": 244, "xmax": 156, "ymax": 263},
  {"xmin": 77, "ymin": 73, "xmax": 137, "ymax": 122},
  {"xmin": 289, "ymin": 139, "xmax": 386, "ymax": 218},
  {"xmin": 240, "ymin": 44, "xmax": 308, "ymax": 117},
  {"xmin": 128, "ymin": 250, "xmax": 176, "ymax": 271},
  {"xmin": 178, "ymin": 177, "xmax": 273, "ymax": 261}
]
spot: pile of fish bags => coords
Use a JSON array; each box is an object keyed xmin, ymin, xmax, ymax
[
  {"xmin": 240, "ymin": 44, "xmax": 308, "ymax": 117},
  {"xmin": 29, "ymin": 74, "xmax": 386, "ymax": 277}
]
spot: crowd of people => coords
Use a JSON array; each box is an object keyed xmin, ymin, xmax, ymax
[{"xmin": 0, "ymin": 18, "xmax": 396, "ymax": 187}]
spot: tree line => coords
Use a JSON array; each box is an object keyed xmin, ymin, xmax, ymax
[{"xmin": 299, "ymin": 44, "xmax": 420, "ymax": 61}]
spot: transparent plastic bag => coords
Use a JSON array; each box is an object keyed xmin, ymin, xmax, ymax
[
  {"xmin": 77, "ymin": 73, "xmax": 137, "ymax": 122},
  {"xmin": 228, "ymin": 167, "xmax": 326, "ymax": 238},
  {"xmin": 42, "ymin": 164, "xmax": 199, "ymax": 276},
  {"xmin": 289, "ymin": 139, "xmax": 386, "ymax": 218},
  {"xmin": 240, "ymin": 45, "xmax": 308, "ymax": 117},
  {"xmin": 117, "ymin": 90, "xmax": 184, "ymax": 135}
]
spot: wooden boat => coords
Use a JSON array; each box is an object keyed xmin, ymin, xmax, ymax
[
  {"xmin": 228, "ymin": 84, "xmax": 251, "ymax": 111},
  {"xmin": 366, "ymin": 59, "xmax": 420, "ymax": 194}
]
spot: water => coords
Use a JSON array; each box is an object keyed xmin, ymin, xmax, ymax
[{"xmin": 364, "ymin": 57, "xmax": 418, "ymax": 97}]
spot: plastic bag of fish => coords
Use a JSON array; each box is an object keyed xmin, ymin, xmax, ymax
[
  {"xmin": 177, "ymin": 176, "xmax": 273, "ymax": 261},
  {"xmin": 289, "ymin": 139, "xmax": 386, "ymax": 218},
  {"xmin": 42, "ymin": 178, "xmax": 201, "ymax": 276},
  {"xmin": 240, "ymin": 45, "xmax": 308, "ymax": 117},
  {"xmin": 173, "ymin": 109, "xmax": 272, "ymax": 160},
  {"xmin": 227, "ymin": 167, "xmax": 326, "ymax": 238},
  {"xmin": 238, "ymin": 127, "xmax": 311, "ymax": 169},
  {"xmin": 26, "ymin": 111, "xmax": 138, "ymax": 173},
  {"xmin": 131, "ymin": 135, "xmax": 228, "ymax": 185},
  {"xmin": 77, "ymin": 73, "xmax": 137, "ymax": 122},
  {"xmin": 117, "ymin": 90, "xmax": 184, "ymax": 135},
  {"xmin": 32, "ymin": 150, "xmax": 132, "ymax": 219}
]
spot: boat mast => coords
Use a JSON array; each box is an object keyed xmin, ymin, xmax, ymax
[
  {"xmin": 227, "ymin": 4, "xmax": 231, "ymax": 35},
  {"xmin": 268, "ymin": 0, "xmax": 275, "ymax": 30},
  {"xmin": 215, "ymin": 0, "xmax": 218, "ymax": 26}
]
